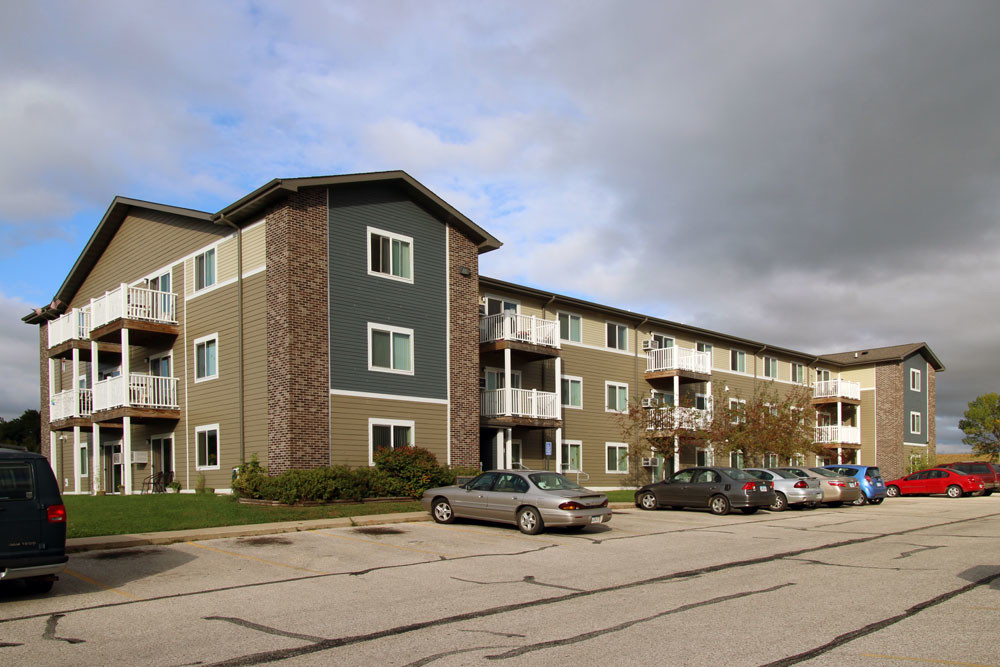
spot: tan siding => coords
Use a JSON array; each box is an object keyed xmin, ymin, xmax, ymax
[
  {"xmin": 330, "ymin": 395, "xmax": 448, "ymax": 468},
  {"xmin": 841, "ymin": 365, "xmax": 876, "ymax": 387},
  {"xmin": 216, "ymin": 237, "xmax": 239, "ymax": 284},
  {"xmin": 69, "ymin": 210, "xmax": 228, "ymax": 309},
  {"xmin": 242, "ymin": 272, "xmax": 268, "ymax": 463},
  {"xmin": 241, "ymin": 221, "xmax": 267, "ymax": 273}
]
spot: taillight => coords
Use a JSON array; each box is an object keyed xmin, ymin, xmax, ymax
[
  {"xmin": 793, "ymin": 480, "xmax": 808, "ymax": 488},
  {"xmin": 829, "ymin": 481, "xmax": 845, "ymax": 487},
  {"xmin": 864, "ymin": 475, "xmax": 871, "ymax": 483},
  {"xmin": 559, "ymin": 501, "xmax": 585, "ymax": 511},
  {"xmin": 599, "ymin": 499, "xmax": 608, "ymax": 508},
  {"xmin": 741, "ymin": 482, "xmax": 757, "ymax": 491},
  {"xmin": 47, "ymin": 504, "xmax": 67, "ymax": 523}
]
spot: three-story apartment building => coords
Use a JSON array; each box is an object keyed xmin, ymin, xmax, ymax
[{"xmin": 25, "ymin": 171, "xmax": 943, "ymax": 493}]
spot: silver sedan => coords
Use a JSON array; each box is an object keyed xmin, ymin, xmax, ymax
[
  {"xmin": 421, "ymin": 470, "xmax": 612, "ymax": 534},
  {"xmin": 744, "ymin": 468, "xmax": 824, "ymax": 511},
  {"xmin": 773, "ymin": 467, "xmax": 862, "ymax": 506}
]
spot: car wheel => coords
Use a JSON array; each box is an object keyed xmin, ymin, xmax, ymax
[
  {"xmin": 946, "ymin": 485, "xmax": 963, "ymax": 498},
  {"xmin": 431, "ymin": 498, "xmax": 455, "ymax": 524},
  {"xmin": 739, "ymin": 507, "xmax": 759, "ymax": 515},
  {"xmin": 886, "ymin": 485, "xmax": 900, "ymax": 497},
  {"xmin": 25, "ymin": 578, "xmax": 54, "ymax": 594},
  {"xmin": 638, "ymin": 491, "xmax": 658, "ymax": 511},
  {"xmin": 708, "ymin": 495, "xmax": 730, "ymax": 516},
  {"xmin": 517, "ymin": 506, "xmax": 544, "ymax": 535},
  {"xmin": 852, "ymin": 493, "xmax": 868, "ymax": 506},
  {"xmin": 870, "ymin": 497, "xmax": 884, "ymax": 505},
  {"xmin": 826, "ymin": 501, "xmax": 843, "ymax": 508},
  {"xmin": 769, "ymin": 492, "xmax": 787, "ymax": 512}
]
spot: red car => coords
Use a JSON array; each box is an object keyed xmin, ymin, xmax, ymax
[{"xmin": 885, "ymin": 467, "xmax": 985, "ymax": 498}]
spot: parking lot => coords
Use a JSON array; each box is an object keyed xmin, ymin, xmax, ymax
[{"xmin": 2, "ymin": 495, "xmax": 999, "ymax": 666}]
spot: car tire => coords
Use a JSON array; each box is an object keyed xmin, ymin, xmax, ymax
[
  {"xmin": 984, "ymin": 490, "xmax": 994, "ymax": 496},
  {"xmin": 708, "ymin": 495, "xmax": 730, "ymax": 516},
  {"xmin": 826, "ymin": 501, "xmax": 843, "ymax": 508},
  {"xmin": 739, "ymin": 507, "xmax": 759, "ymax": 515},
  {"xmin": 431, "ymin": 498, "xmax": 455, "ymax": 524},
  {"xmin": 852, "ymin": 493, "xmax": 868, "ymax": 506},
  {"xmin": 803, "ymin": 502, "xmax": 820, "ymax": 509},
  {"xmin": 25, "ymin": 578, "xmax": 54, "ymax": 594},
  {"xmin": 886, "ymin": 485, "xmax": 900, "ymax": 498},
  {"xmin": 769, "ymin": 492, "xmax": 787, "ymax": 512},
  {"xmin": 638, "ymin": 491, "xmax": 658, "ymax": 511},
  {"xmin": 946, "ymin": 485, "xmax": 963, "ymax": 499},
  {"xmin": 870, "ymin": 497, "xmax": 884, "ymax": 505},
  {"xmin": 517, "ymin": 506, "xmax": 544, "ymax": 535}
]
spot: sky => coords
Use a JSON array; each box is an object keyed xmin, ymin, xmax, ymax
[{"xmin": 1, "ymin": 1, "xmax": 997, "ymax": 452}]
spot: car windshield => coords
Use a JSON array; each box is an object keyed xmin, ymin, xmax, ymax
[
  {"xmin": 810, "ymin": 468, "xmax": 840, "ymax": 478},
  {"xmin": 529, "ymin": 472, "xmax": 583, "ymax": 491},
  {"xmin": 769, "ymin": 469, "xmax": 800, "ymax": 479},
  {"xmin": 718, "ymin": 467, "xmax": 755, "ymax": 481}
]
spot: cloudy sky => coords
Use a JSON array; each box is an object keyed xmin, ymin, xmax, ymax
[{"xmin": 1, "ymin": 1, "xmax": 997, "ymax": 451}]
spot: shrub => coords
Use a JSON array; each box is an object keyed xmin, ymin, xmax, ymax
[{"xmin": 373, "ymin": 447, "xmax": 449, "ymax": 498}]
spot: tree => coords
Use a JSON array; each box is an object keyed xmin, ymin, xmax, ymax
[
  {"xmin": 958, "ymin": 393, "xmax": 1000, "ymax": 462},
  {"xmin": 613, "ymin": 399, "xmax": 685, "ymax": 487},
  {"xmin": 0, "ymin": 409, "xmax": 41, "ymax": 453}
]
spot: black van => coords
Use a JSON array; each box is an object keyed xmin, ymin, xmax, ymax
[{"xmin": 0, "ymin": 447, "xmax": 68, "ymax": 593}]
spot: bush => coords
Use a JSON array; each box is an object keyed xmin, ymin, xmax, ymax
[{"xmin": 373, "ymin": 447, "xmax": 450, "ymax": 498}]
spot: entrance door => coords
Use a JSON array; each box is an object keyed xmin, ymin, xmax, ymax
[
  {"xmin": 151, "ymin": 436, "xmax": 173, "ymax": 479},
  {"xmin": 107, "ymin": 442, "xmax": 123, "ymax": 493}
]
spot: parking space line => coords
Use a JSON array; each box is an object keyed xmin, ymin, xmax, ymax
[
  {"xmin": 63, "ymin": 568, "xmax": 140, "ymax": 600},
  {"xmin": 861, "ymin": 654, "xmax": 999, "ymax": 666},
  {"xmin": 308, "ymin": 529, "xmax": 457, "ymax": 558},
  {"xmin": 186, "ymin": 541, "xmax": 328, "ymax": 574}
]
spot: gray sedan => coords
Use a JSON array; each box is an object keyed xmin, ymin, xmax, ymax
[
  {"xmin": 773, "ymin": 467, "xmax": 862, "ymax": 506},
  {"xmin": 744, "ymin": 468, "xmax": 824, "ymax": 511},
  {"xmin": 421, "ymin": 470, "xmax": 612, "ymax": 535}
]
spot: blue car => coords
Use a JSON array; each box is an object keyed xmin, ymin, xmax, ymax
[{"xmin": 823, "ymin": 465, "xmax": 887, "ymax": 505}]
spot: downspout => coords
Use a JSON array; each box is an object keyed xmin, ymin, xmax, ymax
[{"xmin": 217, "ymin": 215, "xmax": 245, "ymax": 465}]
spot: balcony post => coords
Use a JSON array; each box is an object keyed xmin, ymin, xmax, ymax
[
  {"xmin": 73, "ymin": 426, "xmax": 82, "ymax": 494},
  {"xmin": 529, "ymin": 315, "xmax": 537, "ymax": 345},
  {"xmin": 555, "ymin": 427, "xmax": 562, "ymax": 473},
  {"xmin": 503, "ymin": 348, "xmax": 512, "ymax": 417},
  {"xmin": 122, "ymin": 416, "xmax": 133, "ymax": 495},
  {"xmin": 119, "ymin": 282, "xmax": 128, "ymax": 319},
  {"xmin": 554, "ymin": 356, "xmax": 562, "ymax": 422},
  {"xmin": 91, "ymin": 423, "xmax": 101, "ymax": 495},
  {"xmin": 505, "ymin": 428, "xmax": 513, "ymax": 469},
  {"xmin": 673, "ymin": 375, "xmax": 680, "ymax": 429},
  {"xmin": 49, "ymin": 432, "xmax": 58, "ymax": 478},
  {"xmin": 121, "ymin": 327, "xmax": 130, "ymax": 407},
  {"xmin": 71, "ymin": 347, "xmax": 80, "ymax": 418},
  {"xmin": 531, "ymin": 388, "xmax": 538, "ymax": 418}
]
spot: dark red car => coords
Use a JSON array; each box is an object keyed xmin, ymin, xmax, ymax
[
  {"xmin": 885, "ymin": 467, "xmax": 985, "ymax": 498},
  {"xmin": 937, "ymin": 461, "xmax": 999, "ymax": 496}
]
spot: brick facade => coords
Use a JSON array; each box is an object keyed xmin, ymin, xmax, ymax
[
  {"xmin": 448, "ymin": 226, "xmax": 480, "ymax": 468},
  {"xmin": 875, "ymin": 362, "xmax": 904, "ymax": 479},
  {"xmin": 265, "ymin": 188, "xmax": 331, "ymax": 474}
]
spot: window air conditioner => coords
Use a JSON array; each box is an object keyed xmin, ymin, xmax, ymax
[
  {"xmin": 131, "ymin": 451, "xmax": 149, "ymax": 464},
  {"xmin": 641, "ymin": 397, "xmax": 656, "ymax": 408},
  {"xmin": 642, "ymin": 339, "xmax": 658, "ymax": 351},
  {"xmin": 641, "ymin": 457, "xmax": 657, "ymax": 467}
]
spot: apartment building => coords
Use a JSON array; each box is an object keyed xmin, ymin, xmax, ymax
[{"xmin": 25, "ymin": 171, "xmax": 942, "ymax": 494}]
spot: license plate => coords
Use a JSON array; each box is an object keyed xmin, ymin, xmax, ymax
[
  {"xmin": 590, "ymin": 515, "xmax": 602, "ymax": 524},
  {"xmin": 876, "ymin": 482, "xmax": 883, "ymax": 486},
  {"xmin": 758, "ymin": 485, "xmax": 768, "ymax": 492},
  {"xmin": 849, "ymin": 481, "xmax": 857, "ymax": 487}
]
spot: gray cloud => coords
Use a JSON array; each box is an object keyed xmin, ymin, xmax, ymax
[{"xmin": 0, "ymin": 293, "xmax": 40, "ymax": 419}]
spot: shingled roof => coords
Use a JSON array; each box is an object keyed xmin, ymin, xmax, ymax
[{"xmin": 819, "ymin": 343, "xmax": 945, "ymax": 371}]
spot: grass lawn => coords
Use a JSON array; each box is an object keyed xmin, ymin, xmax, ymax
[
  {"xmin": 606, "ymin": 490, "xmax": 637, "ymax": 503},
  {"xmin": 63, "ymin": 494, "xmax": 422, "ymax": 539}
]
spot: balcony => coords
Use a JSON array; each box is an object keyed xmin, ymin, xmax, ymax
[
  {"xmin": 50, "ymin": 388, "xmax": 93, "ymax": 424},
  {"xmin": 92, "ymin": 374, "xmax": 180, "ymax": 418},
  {"xmin": 815, "ymin": 425, "xmax": 861, "ymax": 445},
  {"xmin": 90, "ymin": 284, "xmax": 178, "ymax": 342},
  {"xmin": 47, "ymin": 307, "xmax": 91, "ymax": 349},
  {"xmin": 813, "ymin": 379, "xmax": 861, "ymax": 402},
  {"xmin": 646, "ymin": 347, "xmax": 711, "ymax": 377},
  {"xmin": 480, "ymin": 388, "xmax": 560, "ymax": 427},
  {"xmin": 479, "ymin": 313, "xmax": 560, "ymax": 350},
  {"xmin": 646, "ymin": 406, "xmax": 712, "ymax": 432}
]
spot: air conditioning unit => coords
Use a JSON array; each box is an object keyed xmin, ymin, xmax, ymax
[
  {"xmin": 641, "ymin": 457, "xmax": 657, "ymax": 467},
  {"xmin": 112, "ymin": 453, "xmax": 122, "ymax": 465},
  {"xmin": 642, "ymin": 339, "xmax": 659, "ymax": 351},
  {"xmin": 131, "ymin": 451, "xmax": 149, "ymax": 464},
  {"xmin": 641, "ymin": 397, "xmax": 656, "ymax": 408}
]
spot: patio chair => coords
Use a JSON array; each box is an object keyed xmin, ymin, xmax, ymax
[
  {"xmin": 141, "ymin": 471, "xmax": 161, "ymax": 494},
  {"xmin": 156, "ymin": 471, "xmax": 173, "ymax": 493}
]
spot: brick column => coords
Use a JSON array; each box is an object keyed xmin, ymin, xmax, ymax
[
  {"xmin": 448, "ymin": 226, "xmax": 480, "ymax": 468},
  {"xmin": 875, "ymin": 362, "xmax": 904, "ymax": 479},
  {"xmin": 266, "ymin": 188, "xmax": 330, "ymax": 474}
]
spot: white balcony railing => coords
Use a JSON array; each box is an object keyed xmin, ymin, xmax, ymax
[
  {"xmin": 47, "ymin": 307, "xmax": 91, "ymax": 348},
  {"xmin": 93, "ymin": 374, "xmax": 179, "ymax": 412},
  {"xmin": 90, "ymin": 284, "xmax": 177, "ymax": 331},
  {"xmin": 646, "ymin": 405, "xmax": 712, "ymax": 431},
  {"xmin": 480, "ymin": 388, "xmax": 560, "ymax": 420},
  {"xmin": 815, "ymin": 425, "xmax": 861, "ymax": 445},
  {"xmin": 50, "ymin": 388, "xmax": 93, "ymax": 422},
  {"xmin": 646, "ymin": 346, "xmax": 712, "ymax": 375},
  {"xmin": 479, "ymin": 313, "xmax": 559, "ymax": 348},
  {"xmin": 813, "ymin": 379, "xmax": 861, "ymax": 401}
]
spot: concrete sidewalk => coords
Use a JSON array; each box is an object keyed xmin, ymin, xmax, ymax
[{"xmin": 66, "ymin": 502, "xmax": 638, "ymax": 552}]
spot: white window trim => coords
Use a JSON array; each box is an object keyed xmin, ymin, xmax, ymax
[
  {"xmin": 78, "ymin": 442, "xmax": 89, "ymax": 477},
  {"xmin": 605, "ymin": 321, "xmax": 629, "ymax": 351},
  {"xmin": 368, "ymin": 418, "xmax": 416, "ymax": 466},
  {"xmin": 482, "ymin": 294, "xmax": 520, "ymax": 314},
  {"xmin": 368, "ymin": 322, "xmax": 415, "ymax": 375},
  {"xmin": 791, "ymin": 363, "xmax": 805, "ymax": 384},
  {"xmin": 605, "ymin": 381, "xmax": 628, "ymax": 413},
  {"xmin": 195, "ymin": 424, "xmax": 220, "ymax": 471},
  {"xmin": 193, "ymin": 247, "xmax": 217, "ymax": 293},
  {"xmin": 910, "ymin": 368, "xmax": 921, "ymax": 392},
  {"xmin": 557, "ymin": 310, "xmax": 583, "ymax": 343},
  {"xmin": 561, "ymin": 440, "xmax": 583, "ymax": 473},
  {"xmin": 606, "ymin": 442, "xmax": 629, "ymax": 474},
  {"xmin": 193, "ymin": 333, "xmax": 219, "ymax": 383},
  {"xmin": 729, "ymin": 397, "xmax": 747, "ymax": 424},
  {"xmin": 511, "ymin": 439, "xmax": 523, "ymax": 468},
  {"xmin": 763, "ymin": 356, "xmax": 778, "ymax": 379},
  {"xmin": 366, "ymin": 226, "xmax": 415, "ymax": 284},
  {"xmin": 730, "ymin": 349, "xmax": 746, "ymax": 373},
  {"xmin": 561, "ymin": 374, "xmax": 583, "ymax": 409},
  {"xmin": 148, "ymin": 350, "xmax": 173, "ymax": 375},
  {"xmin": 910, "ymin": 411, "xmax": 922, "ymax": 435},
  {"xmin": 484, "ymin": 366, "xmax": 522, "ymax": 389}
]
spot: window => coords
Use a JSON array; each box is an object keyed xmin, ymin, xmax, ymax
[
  {"xmin": 816, "ymin": 369, "xmax": 831, "ymax": 383},
  {"xmin": 79, "ymin": 444, "xmax": 89, "ymax": 477},
  {"xmin": 606, "ymin": 322, "xmax": 627, "ymax": 351},
  {"xmin": 729, "ymin": 398, "xmax": 747, "ymax": 424},
  {"xmin": 910, "ymin": 369, "xmax": 921, "ymax": 392},
  {"xmin": 764, "ymin": 453, "xmax": 778, "ymax": 468},
  {"xmin": 561, "ymin": 441, "xmax": 582, "ymax": 473},
  {"xmin": 510, "ymin": 440, "xmax": 522, "ymax": 469},
  {"xmin": 368, "ymin": 227, "xmax": 412, "ymax": 282},
  {"xmin": 368, "ymin": 323, "xmax": 413, "ymax": 374},
  {"xmin": 606, "ymin": 382, "xmax": 628, "ymax": 413},
  {"xmin": 196, "ymin": 425, "xmax": 219, "ymax": 470},
  {"xmin": 194, "ymin": 248, "xmax": 216, "ymax": 291},
  {"xmin": 730, "ymin": 349, "xmax": 746, "ymax": 373},
  {"xmin": 561, "ymin": 375, "xmax": 583, "ymax": 409},
  {"xmin": 652, "ymin": 333, "xmax": 673, "ymax": 349},
  {"xmin": 194, "ymin": 335, "xmax": 218, "ymax": 382},
  {"xmin": 651, "ymin": 390, "xmax": 674, "ymax": 407},
  {"xmin": 910, "ymin": 412, "xmax": 921, "ymax": 435},
  {"xmin": 697, "ymin": 342, "xmax": 713, "ymax": 364},
  {"xmin": 730, "ymin": 451, "xmax": 744, "ymax": 468},
  {"xmin": 558, "ymin": 312, "xmax": 582, "ymax": 343},
  {"xmin": 606, "ymin": 443, "xmax": 628, "ymax": 473},
  {"xmin": 791, "ymin": 363, "xmax": 805, "ymax": 384},
  {"xmin": 763, "ymin": 356, "xmax": 778, "ymax": 379},
  {"xmin": 369, "ymin": 418, "xmax": 414, "ymax": 465},
  {"xmin": 484, "ymin": 367, "xmax": 521, "ymax": 390},
  {"xmin": 483, "ymin": 296, "xmax": 518, "ymax": 316}
]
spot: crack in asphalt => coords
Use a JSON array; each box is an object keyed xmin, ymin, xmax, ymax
[
  {"xmin": 459, "ymin": 629, "xmax": 526, "ymax": 638},
  {"xmin": 786, "ymin": 558, "xmax": 935, "ymax": 572},
  {"xmin": 485, "ymin": 582, "xmax": 795, "ymax": 659},
  {"xmin": 204, "ymin": 616, "xmax": 326, "ymax": 643},
  {"xmin": 42, "ymin": 614, "xmax": 84, "ymax": 644},
  {"xmin": 450, "ymin": 575, "xmax": 584, "ymax": 592},
  {"xmin": 895, "ymin": 544, "xmax": 944, "ymax": 559},
  {"xmin": 403, "ymin": 644, "xmax": 517, "ymax": 667}
]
